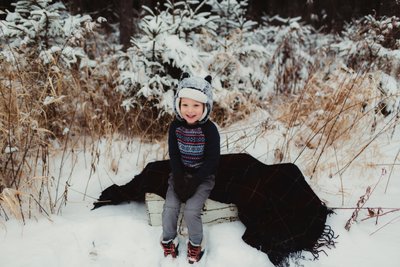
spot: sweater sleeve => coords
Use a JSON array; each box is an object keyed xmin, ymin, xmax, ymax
[
  {"xmin": 168, "ymin": 120, "xmax": 184, "ymax": 177},
  {"xmin": 194, "ymin": 121, "xmax": 220, "ymax": 178}
]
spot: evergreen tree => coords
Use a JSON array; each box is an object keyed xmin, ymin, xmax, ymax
[
  {"xmin": 0, "ymin": 0, "xmax": 103, "ymax": 68},
  {"xmin": 116, "ymin": 0, "xmax": 217, "ymax": 113},
  {"xmin": 206, "ymin": 0, "xmax": 257, "ymax": 36}
]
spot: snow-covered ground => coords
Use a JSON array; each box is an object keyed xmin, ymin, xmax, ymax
[{"xmin": 1, "ymin": 113, "xmax": 400, "ymax": 267}]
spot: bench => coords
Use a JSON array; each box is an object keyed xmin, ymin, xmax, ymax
[{"xmin": 145, "ymin": 193, "xmax": 238, "ymax": 234}]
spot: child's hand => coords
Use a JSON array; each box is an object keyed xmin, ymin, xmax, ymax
[
  {"xmin": 183, "ymin": 173, "xmax": 200, "ymax": 200},
  {"xmin": 173, "ymin": 173, "xmax": 200, "ymax": 202},
  {"xmin": 173, "ymin": 173, "xmax": 188, "ymax": 201}
]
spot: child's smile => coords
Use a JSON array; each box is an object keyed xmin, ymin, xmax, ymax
[{"xmin": 180, "ymin": 97, "xmax": 205, "ymax": 125}]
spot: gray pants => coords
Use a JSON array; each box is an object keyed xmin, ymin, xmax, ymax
[{"xmin": 162, "ymin": 174, "xmax": 215, "ymax": 245}]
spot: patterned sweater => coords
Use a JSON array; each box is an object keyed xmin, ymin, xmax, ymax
[{"xmin": 168, "ymin": 119, "xmax": 220, "ymax": 178}]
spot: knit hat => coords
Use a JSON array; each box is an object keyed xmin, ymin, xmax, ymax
[{"xmin": 174, "ymin": 72, "xmax": 213, "ymax": 124}]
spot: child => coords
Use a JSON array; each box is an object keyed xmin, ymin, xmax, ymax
[{"xmin": 161, "ymin": 72, "xmax": 220, "ymax": 264}]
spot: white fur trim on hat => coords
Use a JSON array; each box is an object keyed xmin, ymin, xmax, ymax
[
  {"xmin": 178, "ymin": 88, "xmax": 208, "ymax": 103},
  {"xmin": 199, "ymin": 106, "xmax": 208, "ymax": 121}
]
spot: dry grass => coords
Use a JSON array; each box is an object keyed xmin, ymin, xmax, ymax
[
  {"xmin": 212, "ymin": 91, "xmax": 260, "ymax": 127},
  {"xmin": 270, "ymin": 65, "xmax": 398, "ymax": 178},
  {"xmin": 0, "ymin": 54, "xmax": 172, "ymax": 220}
]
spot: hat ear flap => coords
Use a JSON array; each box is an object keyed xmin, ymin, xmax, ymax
[
  {"xmin": 204, "ymin": 75, "xmax": 212, "ymax": 84},
  {"xmin": 180, "ymin": 72, "xmax": 190, "ymax": 81},
  {"xmin": 199, "ymin": 105, "xmax": 208, "ymax": 122}
]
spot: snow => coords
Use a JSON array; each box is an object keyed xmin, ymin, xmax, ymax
[
  {"xmin": 3, "ymin": 146, "xmax": 18, "ymax": 153},
  {"xmin": 1, "ymin": 1, "xmax": 400, "ymax": 266},
  {"xmin": 1, "ymin": 113, "xmax": 399, "ymax": 267}
]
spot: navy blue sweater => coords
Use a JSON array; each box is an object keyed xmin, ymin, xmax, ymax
[{"xmin": 168, "ymin": 119, "xmax": 220, "ymax": 179}]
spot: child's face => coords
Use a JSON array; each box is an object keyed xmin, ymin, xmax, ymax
[{"xmin": 180, "ymin": 97, "xmax": 204, "ymax": 125}]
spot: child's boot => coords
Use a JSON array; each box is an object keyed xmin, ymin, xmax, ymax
[
  {"xmin": 161, "ymin": 237, "xmax": 179, "ymax": 258},
  {"xmin": 187, "ymin": 240, "xmax": 205, "ymax": 264}
]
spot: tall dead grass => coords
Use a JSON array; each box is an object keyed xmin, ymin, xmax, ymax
[
  {"xmin": 0, "ymin": 51, "xmax": 172, "ymax": 220},
  {"xmin": 271, "ymin": 65, "xmax": 399, "ymax": 179}
]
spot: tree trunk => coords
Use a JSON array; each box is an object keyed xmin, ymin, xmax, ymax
[{"xmin": 119, "ymin": 0, "xmax": 134, "ymax": 50}]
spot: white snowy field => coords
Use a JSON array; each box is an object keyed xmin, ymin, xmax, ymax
[{"xmin": 1, "ymin": 113, "xmax": 400, "ymax": 267}]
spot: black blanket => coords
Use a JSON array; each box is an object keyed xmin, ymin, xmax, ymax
[{"xmin": 93, "ymin": 153, "xmax": 336, "ymax": 266}]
